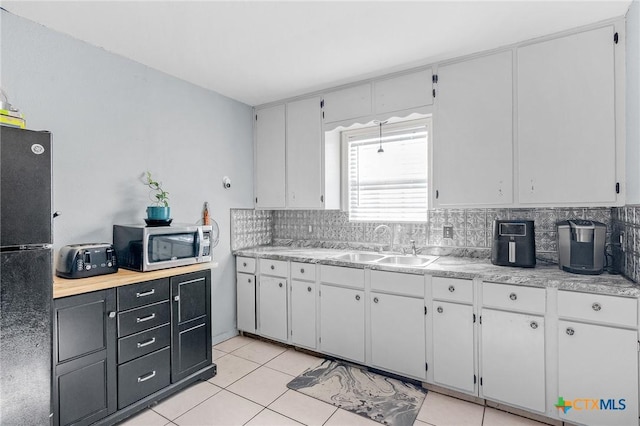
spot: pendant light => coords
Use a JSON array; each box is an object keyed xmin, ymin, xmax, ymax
[{"xmin": 375, "ymin": 120, "xmax": 388, "ymax": 153}]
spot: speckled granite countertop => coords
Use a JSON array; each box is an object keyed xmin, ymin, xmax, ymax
[{"xmin": 234, "ymin": 246, "xmax": 640, "ymax": 297}]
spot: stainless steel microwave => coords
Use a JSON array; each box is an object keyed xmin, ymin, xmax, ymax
[{"xmin": 113, "ymin": 224, "xmax": 212, "ymax": 271}]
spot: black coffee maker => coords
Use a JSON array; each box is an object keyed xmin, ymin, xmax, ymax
[
  {"xmin": 557, "ymin": 220, "xmax": 606, "ymax": 275},
  {"xmin": 491, "ymin": 220, "xmax": 536, "ymax": 267}
]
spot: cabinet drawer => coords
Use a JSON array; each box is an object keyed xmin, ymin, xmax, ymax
[
  {"xmin": 320, "ymin": 265, "xmax": 365, "ymax": 289},
  {"xmin": 118, "ymin": 301, "xmax": 170, "ymax": 338},
  {"xmin": 117, "ymin": 347, "xmax": 170, "ymax": 409},
  {"xmin": 482, "ymin": 282, "xmax": 545, "ymax": 314},
  {"xmin": 259, "ymin": 259, "xmax": 289, "ymax": 277},
  {"xmin": 237, "ymin": 257, "xmax": 256, "ymax": 274},
  {"xmin": 371, "ymin": 270, "xmax": 424, "ymax": 297},
  {"xmin": 432, "ymin": 277, "xmax": 473, "ymax": 303},
  {"xmin": 118, "ymin": 324, "xmax": 170, "ymax": 364},
  {"xmin": 117, "ymin": 278, "xmax": 170, "ymax": 311},
  {"xmin": 558, "ymin": 291, "xmax": 638, "ymax": 327},
  {"xmin": 291, "ymin": 262, "xmax": 316, "ymax": 281}
]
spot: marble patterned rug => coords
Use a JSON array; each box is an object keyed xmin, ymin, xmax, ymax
[{"xmin": 287, "ymin": 359, "xmax": 427, "ymax": 426}]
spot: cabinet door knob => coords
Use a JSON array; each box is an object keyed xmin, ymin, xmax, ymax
[
  {"xmin": 174, "ymin": 295, "xmax": 180, "ymax": 302},
  {"xmin": 592, "ymin": 302, "xmax": 601, "ymax": 311},
  {"xmin": 279, "ymin": 282, "xmax": 283, "ymax": 288},
  {"xmin": 243, "ymin": 262, "xmax": 247, "ymax": 267},
  {"xmin": 566, "ymin": 327, "xmax": 575, "ymax": 336},
  {"xmin": 530, "ymin": 321, "xmax": 538, "ymax": 329},
  {"xmin": 108, "ymin": 311, "xmax": 116, "ymax": 319},
  {"xmin": 355, "ymin": 295, "xmax": 361, "ymax": 301},
  {"xmin": 448, "ymin": 285, "xmax": 455, "ymax": 292},
  {"xmin": 300, "ymin": 268, "xmax": 305, "ymax": 274},
  {"xmin": 373, "ymin": 297, "xmax": 379, "ymax": 303},
  {"xmin": 437, "ymin": 306, "xmax": 443, "ymax": 313},
  {"xmin": 509, "ymin": 292, "xmax": 517, "ymax": 301},
  {"xmin": 248, "ymin": 278, "xmax": 252, "ymax": 283},
  {"xmin": 271, "ymin": 265, "xmax": 275, "ymax": 270}
]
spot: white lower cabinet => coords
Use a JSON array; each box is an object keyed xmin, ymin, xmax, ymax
[
  {"xmin": 370, "ymin": 292, "xmax": 426, "ymax": 379},
  {"xmin": 432, "ymin": 301, "xmax": 475, "ymax": 392},
  {"xmin": 319, "ymin": 284, "xmax": 365, "ymax": 363},
  {"xmin": 258, "ymin": 276, "xmax": 288, "ymax": 342},
  {"xmin": 290, "ymin": 279, "xmax": 316, "ymax": 349},
  {"xmin": 236, "ymin": 272, "xmax": 256, "ymax": 333},
  {"xmin": 558, "ymin": 320, "xmax": 638, "ymax": 426},
  {"xmin": 480, "ymin": 308, "xmax": 546, "ymax": 413}
]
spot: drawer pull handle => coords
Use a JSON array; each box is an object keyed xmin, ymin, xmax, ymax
[
  {"xmin": 279, "ymin": 282, "xmax": 283, "ymax": 288},
  {"xmin": 373, "ymin": 297, "xmax": 379, "ymax": 303},
  {"xmin": 566, "ymin": 327, "xmax": 575, "ymax": 336},
  {"xmin": 437, "ymin": 306, "xmax": 443, "ymax": 313},
  {"xmin": 137, "ymin": 337, "xmax": 156, "ymax": 348},
  {"xmin": 136, "ymin": 289, "xmax": 155, "ymax": 298},
  {"xmin": 271, "ymin": 265, "xmax": 275, "ymax": 270},
  {"xmin": 448, "ymin": 285, "xmax": 455, "ymax": 292},
  {"xmin": 592, "ymin": 303, "xmax": 602, "ymax": 311},
  {"xmin": 137, "ymin": 371, "xmax": 156, "ymax": 383},
  {"xmin": 509, "ymin": 293, "xmax": 517, "ymax": 301},
  {"xmin": 355, "ymin": 295, "xmax": 361, "ymax": 301},
  {"xmin": 136, "ymin": 313, "xmax": 156, "ymax": 323},
  {"xmin": 307, "ymin": 286, "xmax": 312, "ymax": 292},
  {"xmin": 108, "ymin": 311, "xmax": 116, "ymax": 319},
  {"xmin": 300, "ymin": 268, "xmax": 305, "ymax": 274},
  {"xmin": 530, "ymin": 321, "xmax": 538, "ymax": 329}
]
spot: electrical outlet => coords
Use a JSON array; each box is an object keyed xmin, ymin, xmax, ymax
[{"xmin": 443, "ymin": 225, "xmax": 454, "ymax": 239}]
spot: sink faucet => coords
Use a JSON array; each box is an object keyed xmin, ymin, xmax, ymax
[
  {"xmin": 410, "ymin": 240, "xmax": 417, "ymax": 256},
  {"xmin": 373, "ymin": 224, "xmax": 395, "ymax": 252}
]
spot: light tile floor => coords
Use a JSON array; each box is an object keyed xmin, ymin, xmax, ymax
[{"xmin": 119, "ymin": 335, "xmax": 550, "ymax": 426}]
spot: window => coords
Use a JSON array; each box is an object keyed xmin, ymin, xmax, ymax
[{"xmin": 343, "ymin": 118, "xmax": 430, "ymax": 222}]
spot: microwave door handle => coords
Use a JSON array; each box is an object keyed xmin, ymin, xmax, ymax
[{"xmin": 195, "ymin": 228, "xmax": 201, "ymax": 258}]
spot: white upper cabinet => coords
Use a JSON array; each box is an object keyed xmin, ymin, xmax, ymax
[
  {"xmin": 322, "ymin": 83, "xmax": 372, "ymax": 124},
  {"xmin": 374, "ymin": 69, "xmax": 433, "ymax": 114},
  {"xmin": 517, "ymin": 25, "xmax": 621, "ymax": 205},
  {"xmin": 286, "ymin": 96, "xmax": 323, "ymax": 209},
  {"xmin": 434, "ymin": 51, "xmax": 513, "ymax": 207},
  {"xmin": 255, "ymin": 104, "xmax": 286, "ymax": 208}
]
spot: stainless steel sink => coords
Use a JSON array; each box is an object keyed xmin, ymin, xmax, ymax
[
  {"xmin": 375, "ymin": 255, "xmax": 438, "ymax": 267},
  {"xmin": 332, "ymin": 252, "xmax": 387, "ymax": 262}
]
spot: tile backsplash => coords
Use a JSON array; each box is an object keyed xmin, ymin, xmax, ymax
[{"xmin": 231, "ymin": 206, "xmax": 639, "ymax": 283}]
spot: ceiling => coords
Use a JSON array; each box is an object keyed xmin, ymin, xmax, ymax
[{"xmin": 2, "ymin": 1, "xmax": 632, "ymax": 106}]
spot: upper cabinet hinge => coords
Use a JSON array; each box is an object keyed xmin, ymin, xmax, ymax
[
  {"xmin": 255, "ymin": 114, "xmax": 258, "ymax": 121},
  {"xmin": 480, "ymin": 377, "xmax": 483, "ymax": 386},
  {"xmin": 614, "ymin": 32, "xmax": 619, "ymax": 44},
  {"xmin": 479, "ymin": 315, "xmax": 482, "ymax": 324},
  {"xmin": 616, "ymin": 182, "xmax": 620, "ymax": 194},
  {"xmin": 433, "ymin": 89, "xmax": 436, "ymax": 98},
  {"xmin": 474, "ymin": 375, "xmax": 477, "ymax": 384},
  {"xmin": 320, "ymin": 99, "xmax": 324, "ymax": 108},
  {"xmin": 424, "ymin": 306, "xmax": 427, "ymax": 315},
  {"xmin": 425, "ymin": 362, "xmax": 429, "ymax": 371},
  {"xmin": 473, "ymin": 313, "xmax": 476, "ymax": 323},
  {"xmin": 432, "ymin": 74, "xmax": 438, "ymax": 83}
]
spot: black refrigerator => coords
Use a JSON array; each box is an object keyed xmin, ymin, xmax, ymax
[{"xmin": 0, "ymin": 125, "xmax": 53, "ymax": 425}]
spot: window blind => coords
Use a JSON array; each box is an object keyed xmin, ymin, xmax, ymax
[{"xmin": 346, "ymin": 120, "xmax": 429, "ymax": 222}]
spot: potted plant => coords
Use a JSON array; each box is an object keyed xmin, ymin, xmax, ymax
[{"xmin": 144, "ymin": 171, "xmax": 170, "ymax": 221}]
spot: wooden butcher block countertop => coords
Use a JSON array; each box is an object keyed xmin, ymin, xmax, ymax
[{"xmin": 53, "ymin": 262, "xmax": 218, "ymax": 299}]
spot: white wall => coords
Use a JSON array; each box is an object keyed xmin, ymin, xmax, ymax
[
  {"xmin": 627, "ymin": 0, "xmax": 640, "ymax": 204},
  {"xmin": 0, "ymin": 10, "xmax": 253, "ymax": 343}
]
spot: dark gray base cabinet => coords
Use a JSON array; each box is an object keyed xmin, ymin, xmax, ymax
[{"xmin": 53, "ymin": 270, "xmax": 214, "ymax": 426}]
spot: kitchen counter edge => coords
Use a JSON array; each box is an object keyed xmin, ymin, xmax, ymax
[
  {"xmin": 234, "ymin": 247, "xmax": 639, "ymax": 297},
  {"xmin": 53, "ymin": 262, "xmax": 218, "ymax": 299}
]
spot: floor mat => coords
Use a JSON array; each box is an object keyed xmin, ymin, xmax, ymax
[{"xmin": 287, "ymin": 359, "xmax": 427, "ymax": 426}]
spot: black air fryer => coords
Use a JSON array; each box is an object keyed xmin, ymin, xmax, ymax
[{"xmin": 491, "ymin": 220, "xmax": 536, "ymax": 267}]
